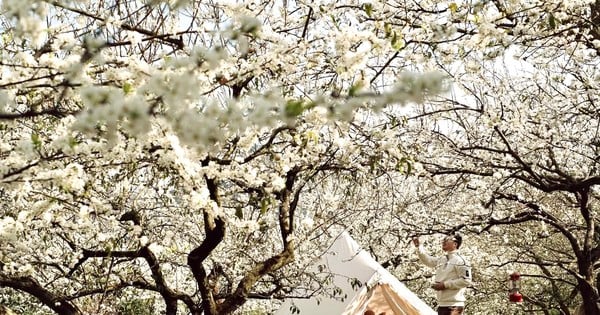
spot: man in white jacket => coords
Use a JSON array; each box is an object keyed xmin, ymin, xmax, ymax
[{"xmin": 412, "ymin": 233, "xmax": 472, "ymax": 315}]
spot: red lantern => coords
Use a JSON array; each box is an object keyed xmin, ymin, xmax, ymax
[
  {"xmin": 509, "ymin": 291, "xmax": 523, "ymax": 303},
  {"xmin": 509, "ymin": 271, "xmax": 523, "ymax": 303}
]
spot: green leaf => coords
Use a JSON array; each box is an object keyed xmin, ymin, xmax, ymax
[
  {"xmin": 384, "ymin": 23, "xmax": 392, "ymax": 38},
  {"xmin": 350, "ymin": 277, "xmax": 363, "ymax": 290},
  {"xmin": 68, "ymin": 136, "xmax": 78, "ymax": 149},
  {"xmin": 348, "ymin": 83, "xmax": 362, "ymax": 97},
  {"xmin": 391, "ymin": 31, "xmax": 404, "ymax": 50},
  {"xmin": 31, "ymin": 133, "xmax": 42, "ymax": 150},
  {"xmin": 363, "ymin": 3, "xmax": 373, "ymax": 17},
  {"xmin": 122, "ymin": 82, "xmax": 134, "ymax": 94},
  {"xmin": 285, "ymin": 99, "xmax": 305, "ymax": 117},
  {"xmin": 548, "ymin": 13, "xmax": 556, "ymax": 29},
  {"xmin": 330, "ymin": 14, "xmax": 340, "ymax": 30},
  {"xmin": 260, "ymin": 198, "xmax": 270, "ymax": 214},
  {"xmin": 449, "ymin": 2, "xmax": 458, "ymax": 13}
]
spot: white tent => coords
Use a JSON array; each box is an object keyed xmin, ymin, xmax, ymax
[{"xmin": 275, "ymin": 232, "xmax": 436, "ymax": 315}]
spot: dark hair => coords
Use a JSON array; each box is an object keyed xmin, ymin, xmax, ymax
[{"xmin": 452, "ymin": 233, "xmax": 463, "ymax": 249}]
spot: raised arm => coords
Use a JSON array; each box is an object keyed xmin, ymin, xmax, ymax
[{"xmin": 413, "ymin": 237, "xmax": 439, "ymax": 268}]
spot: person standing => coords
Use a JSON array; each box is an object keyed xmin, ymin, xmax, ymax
[{"xmin": 412, "ymin": 233, "xmax": 472, "ymax": 315}]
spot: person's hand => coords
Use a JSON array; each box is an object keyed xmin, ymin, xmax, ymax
[
  {"xmin": 412, "ymin": 237, "xmax": 420, "ymax": 247},
  {"xmin": 431, "ymin": 282, "xmax": 445, "ymax": 291}
]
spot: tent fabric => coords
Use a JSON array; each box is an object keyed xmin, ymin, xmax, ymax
[
  {"xmin": 343, "ymin": 283, "xmax": 425, "ymax": 315},
  {"xmin": 275, "ymin": 232, "xmax": 436, "ymax": 315}
]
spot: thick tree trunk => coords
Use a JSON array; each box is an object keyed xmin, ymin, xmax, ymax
[
  {"xmin": 578, "ymin": 250, "xmax": 599, "ymax": 315},
  {"xmin": 187, "ymin": 215, "xmax": 226, "ymax": 315},
  {"xmin": 579, "ymin": 278, "xmax": 600, "ymax": 315}
]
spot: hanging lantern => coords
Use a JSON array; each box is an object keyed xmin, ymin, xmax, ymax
[{"xmin": 508, "ymin": 271, "xmax": 523, "ymax": 303}]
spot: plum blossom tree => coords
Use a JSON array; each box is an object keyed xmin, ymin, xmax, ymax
[
  {"xmin": 5, "ymin": 0, "xmax": 600, "ymax": 314},
  {"xmin": 344, "ymin": 0, "xmax": 600, "ymax": 314},
  {"xmin": 0, "ymin": 0, "xmax": 444, "ymax": 314}
]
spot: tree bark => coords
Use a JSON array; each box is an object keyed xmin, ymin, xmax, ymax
[
  {"xmin": 578, "ymin": 277, "xmax": 600, "ymax": 315},
  {"xmin": 187, "ymin": 171, "xmax": 227, "ymax": 315},
  {"xmin": 0, "ymin": 274, "xmax": 80, "ymax": 315}
]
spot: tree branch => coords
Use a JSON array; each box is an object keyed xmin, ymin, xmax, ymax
[{"xmin": 0, "ymin": 273, "xmax": 80, "ymax": 315}]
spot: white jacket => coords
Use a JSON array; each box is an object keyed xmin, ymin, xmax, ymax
[{"xmin": 417, "ymin": 247, "xmax": 472, "ymax": 307}]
